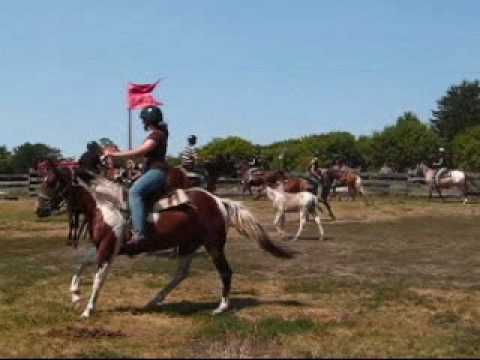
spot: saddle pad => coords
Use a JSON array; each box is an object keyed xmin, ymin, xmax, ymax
[{"xmin": 152, "ymin": 189, "xmax": 190, "ymax": 212}]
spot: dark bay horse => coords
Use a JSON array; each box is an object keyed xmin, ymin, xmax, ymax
[
  {"xmin": 36, "ymin": 166, "xmax": 293, "ymax": 318},
  {"xmin": 238, "ymin": 161, "xmax": 288, "ymax": 199},
  {"xmin": 35, "ymin": 159, "xmax": 86, "ymax": 245}
]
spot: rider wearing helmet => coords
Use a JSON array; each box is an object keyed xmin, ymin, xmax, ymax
[
  {"xmin": 78, "ymin": 141, "xmax": 103, "ymax": 173},
  {"xmin": 308, "ymin": 157, "xmax": 322, "ymax": 181},
  {"xmin": 432, "ymin": 147, "xmax": 449, "ymax": 187},
  {"xmin": 307, "ymin": 157, "xmax": 322, "ymax": 194},
  {"xmin": 105, "ymin": 105, "xmax": 168, "ymax": 255}
]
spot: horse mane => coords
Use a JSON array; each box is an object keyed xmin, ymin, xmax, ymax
[{"xmin": 75, "ymin": 169, "xmax": 124, "ymax": 208}]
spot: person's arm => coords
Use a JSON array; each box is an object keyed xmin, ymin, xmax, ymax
[{"xmin": 105, "ymin": 139, "xmax": 156, "ymax": 159}]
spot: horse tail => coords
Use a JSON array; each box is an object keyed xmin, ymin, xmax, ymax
[
  {"xmin": 465, "ymin": 173, "xmax": 478, "ymax": 192},
  {"xmin": 220, "ymin": 199, "xmax": 295, "ymax": 259}
]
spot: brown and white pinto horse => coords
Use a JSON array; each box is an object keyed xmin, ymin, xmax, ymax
[{"xmin": 36, "ymin": 166, "xmax": 293, "ymax": 318}]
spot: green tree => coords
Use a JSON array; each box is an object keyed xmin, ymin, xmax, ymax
[
  {"xmin": 11, "ymin": 143, "xmax": 62, "ymax": 172},
  {"xmin": 0, "ymin": 146, "xmax": 13, "ymax": 173},
  {"xmin": 431, "ymin": 80, "xmax": 480, "ymax": 141},
  {"xmin": 356, "ymin": 135, "xmax": 375, "ymax": 170},
  {"xmin": 371, "ymin": 112, "xmax": 440, "ymax": 171},
  {"xmin": 451, "ymin": 125, "xmax": 480, "ymax": 171},
  {"xmin": 198, "ymin": 136, "xmax": 256, "ymax": 160}
]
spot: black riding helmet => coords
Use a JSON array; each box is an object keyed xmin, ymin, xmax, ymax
[
  {"xmin": 140, "ymin": 105, "xmax": 163, "ymax": 130},
  {"xmin": 87, "ymin": 141, "xmax": 101, "ymax": 153},
  {"xmin": 188, "ymin": 135, "xmax": 197, "ymax": 145}
]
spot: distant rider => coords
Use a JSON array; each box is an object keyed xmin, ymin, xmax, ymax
[
  {"xmin": 181, "ymin": 135, "xmax": 199, "ymax": 172},
  {"xmin": 307, "ymin": 157, "xmax": 322, "ymax": 194},
  {"xmin": 180, "ymin": 135, "xmax": 206, "ymax": 186},
  {"xmin": 432, "ymin": 147, "xmax": 449, "ymax": 188}
]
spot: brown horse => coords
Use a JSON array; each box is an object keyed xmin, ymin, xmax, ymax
[
  {"xmin": 36, "ymin": 166, "xmax": 293, "ymax": 318},
  {"xmin": 238, "ymin": 161, "xmax": 288, "ymax": 199},
  {"xmin": 322, "ymin": 167, "xmax": 367, "ymax": 203}
]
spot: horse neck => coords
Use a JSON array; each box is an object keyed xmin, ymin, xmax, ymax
[
  {"xmin": 266, "ymin": 186, "xmax": 278, "ymax": 201},
  {"xmin": 69, "ymin": 186, "xmax": 98, "ymax": 223},
  {"xmin": 421, "ymin": 165, "xmax": 434, "ymax": 181}
]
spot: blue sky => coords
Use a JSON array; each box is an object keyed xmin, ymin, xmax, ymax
[{"xmin": 1, "ymin": 1, "xmax": 479, "ymax": 158}]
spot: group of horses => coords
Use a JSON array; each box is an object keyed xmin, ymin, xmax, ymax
[{"xmin": 34, "ymin": 152, "xmax": 475, "ymax": 319}]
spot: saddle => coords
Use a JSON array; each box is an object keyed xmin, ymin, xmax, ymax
[{"xmin": 119, "ymin": 166, "xmax": 193, "ymax": 220}]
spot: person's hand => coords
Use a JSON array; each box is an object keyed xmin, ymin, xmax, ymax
[{"xmin": 104, "ymin": 148, "xmax": 116, "ymax": 157}]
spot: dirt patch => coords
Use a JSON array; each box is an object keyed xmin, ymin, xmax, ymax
[{"xmin": 47, "ymin": 326, "xmax": 127, "ymax": 339}]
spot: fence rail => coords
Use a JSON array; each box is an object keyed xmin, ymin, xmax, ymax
[{"xmin": 1, "ymin": 171, "xmax": 479, "ymax": 200}]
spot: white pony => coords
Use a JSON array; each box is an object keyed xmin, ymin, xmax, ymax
[
  {"xmin": 416, "ymin": 162, "xmax": 473, "ymax": 204},
  {"xmin": 265, "ymin": 183, "xmax": 324, "ymax": 241}
]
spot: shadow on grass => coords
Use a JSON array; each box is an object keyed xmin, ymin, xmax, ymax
[{"xmin": 111, "ymin": 297, "xmax": 305, "ymax": 316}]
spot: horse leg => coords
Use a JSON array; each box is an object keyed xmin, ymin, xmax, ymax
[
  {"xmin": 67, "ymin": 212, "xmax": 74, "ymax": 245},
  {"xmin": 254, "ymin": 185, "xmax": 264, "ymax": 200},
  {"xmin": 437, "ymin": 186, "xmax": 445, "ymax": 202},
  {"xmin": 70, "ymin": 246, "xmax": 96, "ymax": 306},
  {"xmin": 462, "ymin": 180, "xmax": 469, "ymax": 204},
  {"xmin": 313, "ymin": 203, "xmax": 325, "ymax": 241},
  {"xmin": 321, "ymin": 196, "xmax": 336, "ymax": 220},
  {"xmin": 144, "ymin": 253, "xmax": 194, "ymax": 309},
  {"xmin": 273, "ymin": 209, "xmax": 287, "ymax": 238},
  {"xmin": 80, "ymin": 224, "xmax": 123, "ymax": 319},
  {"xmin": 80, "ymin": 260, "xmax": 112, "ymax": 319},
  {"xmin": 208, "ymin": 249, "xmax": 232, "ymax": 315},
  {"xmin": 293, "ymin": 210, "xmax": 307, "ymax": 242},
  {"xmin": 358, "ymin": 184, "xmax": 369, "ymax": 205}
]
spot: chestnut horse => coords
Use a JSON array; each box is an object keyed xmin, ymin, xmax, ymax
[
  {"xmin": 322, "ymin": 167, "xmax": 367, "ymax": 204},
  {"xmin": 36, "ymin": 166, "xmax": 293, "ymax": 318}
]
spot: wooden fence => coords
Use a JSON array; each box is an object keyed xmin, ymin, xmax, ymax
[
  {"xmin": 0, "ymin": 171, "xmax": 42, "ymax": 199},
  {"xmin": 1, "ymin": 171, "xmax": 479, "ymax": 200}
]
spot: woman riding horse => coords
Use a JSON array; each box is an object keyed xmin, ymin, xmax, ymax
[{"xmin": 104, "ymin": 105, "xmax": 168, "ymax": 255}]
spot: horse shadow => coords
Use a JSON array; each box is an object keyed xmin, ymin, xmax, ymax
[
  {"xmin": 112, "ymin": 297, "xmax": 305, "ymax": 316},
  {"xmin": 281, "ymin": 235, "xmax": 334, "ymax": 242}
]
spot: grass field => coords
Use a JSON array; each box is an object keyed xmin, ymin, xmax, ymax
[{"xmin": 1, "ymin": 197, "xmax": 480, "ymax": 358}]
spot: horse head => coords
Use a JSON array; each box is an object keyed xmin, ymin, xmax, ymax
[
  {"xmin": 36, "ymin": 161, "xmax": 74, "ymax": 218},
  {"xmin": 414, "ymin": 162, "xmax": 429, "ymax": 177}
]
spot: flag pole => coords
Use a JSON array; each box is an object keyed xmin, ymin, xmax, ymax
[{"xmin": 128, "ymin": 108, "xmax": 132, "ymax": 150}]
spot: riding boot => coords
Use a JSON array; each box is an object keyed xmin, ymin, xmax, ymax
[{"xmin": 120, "ymin": 232, "xmax": 147, "ymax": 256}]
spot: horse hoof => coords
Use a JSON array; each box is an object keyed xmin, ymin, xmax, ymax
[
  {"xmin": 80, "ymin": 311, "xmax": 91, "ymax": 319},
  {"xmin": 212, "ymin": 298, "xmax": 229, "ymax": 315},
  {"xmin": 144, "ymin": 301, "xmax": 163, "ymax": 311},
  {"xmin": 212, "ymin": 305, "xmax": 229, "ymax": 315}
]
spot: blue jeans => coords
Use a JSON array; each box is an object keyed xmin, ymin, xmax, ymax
[{"xmin": 129, "ymin": 168, "xmax": 166, "ymax": 237}]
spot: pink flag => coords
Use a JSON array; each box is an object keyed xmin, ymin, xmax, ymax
[{"xmin": 127, "ymin": 81, "xmax": 163, "ymax": 109}]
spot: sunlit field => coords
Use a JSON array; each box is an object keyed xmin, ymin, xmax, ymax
[{"xmin": 1, "ymin": 197, "xmax": 480, "ymax": 358}]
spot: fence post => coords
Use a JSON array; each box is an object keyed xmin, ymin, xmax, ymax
[{"xmin": 28, "ymin": 168, "xmax": 39, "ymax": 197}]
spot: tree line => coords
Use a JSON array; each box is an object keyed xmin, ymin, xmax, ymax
[
  {"xmin": 2, "ymin": 79, "xmax": 480, "ymax": 173},
  {"xmin": 198, "ymin": 79, "xmax": 480, "ymax": 172}
]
